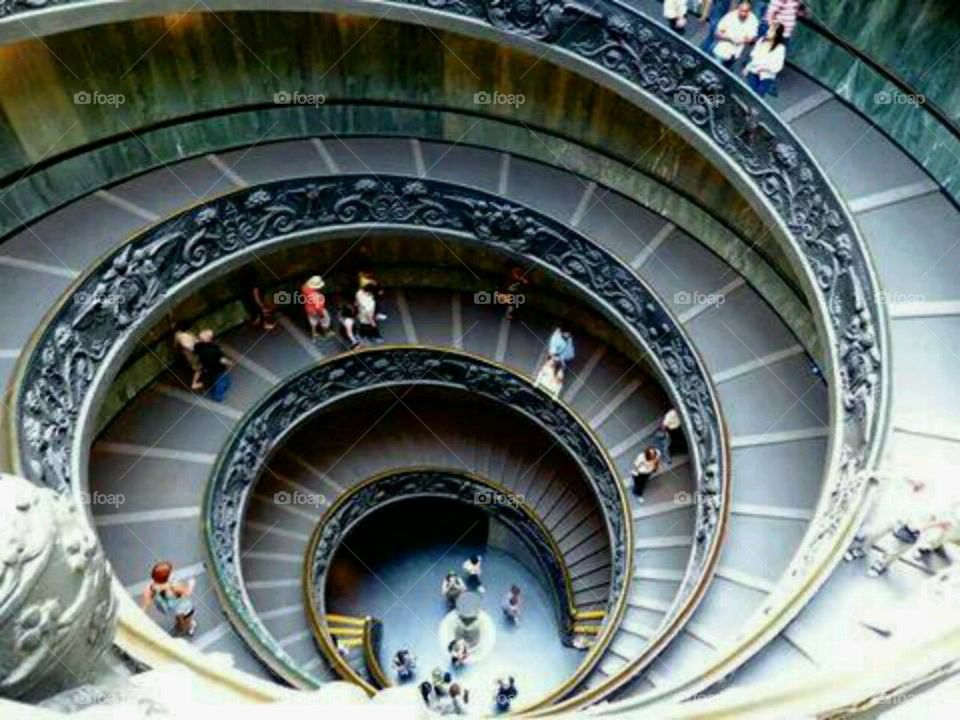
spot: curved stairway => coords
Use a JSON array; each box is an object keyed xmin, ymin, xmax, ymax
[{"xmin": 2, "ymin": 136, "xmax": 829, "ymax": 704}]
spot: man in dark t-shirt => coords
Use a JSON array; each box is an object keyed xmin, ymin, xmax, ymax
[{"xmin": 191, "ymin": 329, "xmax": 232, "ymax": 402}]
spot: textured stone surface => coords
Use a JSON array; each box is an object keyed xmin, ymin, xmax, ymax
[{"xmin": 0, "ymin": 474, "xmax": 117, "ymax": 701}]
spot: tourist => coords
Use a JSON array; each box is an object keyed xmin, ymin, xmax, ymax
[
  {"xmin": 448, "ymin": 638, "xmax": 469, "ymax": 667},
  {"xmin": 498, "ymin": 265, "xmax": 529, "ymax": 321},
  {"xmin": 912, "ymin": 502, "xmax": 960, "ymax": 562},
  {"xmin": 242, "ymin": 285, "xmax": 277, "ymax": 331},
  {"xmin": 867, "ymin": 502, "xmax": 960, "ymax": 578},
  {"xmin": 420, "ymin": 681, "xmax": 437, "ymax": 711},
  {"xmin": 664, "ymin": 0, "xmax": 689, "ymax": 35},
  {"xmin": 548, "ymin": 327, "xmax": 575, "ymax": 368},
  {"xmin": 462, "ymin": 554, "xmax": 484, "ymax": 593},
  {"xmin": 447, "ymin": 684, "xmax": 470, "ymax": 715},
  {"xmin": 442, "ymin": 570, "xmax": 467, "ymax": 608},
  {"xmin": 337, "ymin": 303, "xmax": 361, "ymax": 349},
  {"xmin": 301, "ymin": 275, "xmax": 330, "ymax": 340},
  {"xmin": 535, "ymin": 357, "xmax": 564, "ymax": 399},
  {"xmin": 358, "ymin": 269, "xmax": 388, "ymax": 321},
  {"xmin": 356, "ymin": 279, "xmax": 382, "ymax": 342},
  {"xmin": 845, "ymin": 474, "xmax": 928, "ymax": 564},
  {"xmin": 631, "ymin": 446, "xmax": 662, "ymax": 501},
  {"xmin": 744, "ymin": 22, "xmax": 787, "ymax": 96},
  {"xmin": 700, "ymin": 0, "xmax": 734, "ymax": 52},
  {"xmin": 392, "ymin": 648, "xmax": 416, "ymax": 682},
  {"xmin": 711, "ymin": 2, "xmax": 760, "ymax": 68},
  {"xmin": 764, "ymin": 0, "xmax": 803, "ymax": 43},
  {"xmin": 502, "ymin": 585, "xmax": 522, "ymax": 625},
  {"xmin": 435, "ymin": 670, "xmax": 453, "ymax": 698},
  {"xmin": 652, "ymin": 408, "xmax": 684, "ymax": 466},
  {"xmin": 173, "ymin": 326, "xmax": 200, "ymax": 378},
  {"xmin": 140, "ymin": 561, "xmax": 197, "ymax": 637},
  {"xmin": 192, "ymin": 329, "xmax": 232, "ymax": 402},
  {"xmin": 494, "ymin": 676, "xmax": 518, "ymax": 713}
]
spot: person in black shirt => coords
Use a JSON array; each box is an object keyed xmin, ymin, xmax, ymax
[{"xmin": 191, "ymin": 329, "xmax": 232, "ymax": 402}]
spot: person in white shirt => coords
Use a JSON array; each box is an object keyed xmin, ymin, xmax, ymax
[
  {"xmin": 355, "ymin": 283, "xmax": 381, "ymax": 341},
  {"xmin": 744, "ymin": 22, "xmax": 787, "ymax": 96},
  {"xmin": 711, "ymin": 2, "xmax": 760, "ymax": 67},
  {"xmin": 462, "ymin": 554, "xmax": 484, "ymax": 593},
  {"xmin": 630, "ymin": 446, "xmax": 662, "ymax": 502},
  {"xmin": 535, "ymin": 357, "xmax": 564, "ymax": 399},
  {"xmin": 663, "ymin": 0, "xmax": 689, "ymax": 34}
]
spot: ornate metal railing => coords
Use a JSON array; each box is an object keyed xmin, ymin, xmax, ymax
[
  {"xmin": 303, "ymin": 467, "xmax": 591, "ymax": 700},
  {"xmin": 6, "ymin": 173, "xmax": 728, "ymax": 705},
  {"xmin": 0, "ymin": 0, "xmax": 897, "ymax": 711},
  {"xmin": 0, "ymin": 1, "xmax": 887, "ymax": 442},
  {"xmin": 362, "ymin": 617, "xmax": 390, "ymax": 690},
  {"xmin": 202, "ymin": 348, "xmax": 627, "ymax": 696}
]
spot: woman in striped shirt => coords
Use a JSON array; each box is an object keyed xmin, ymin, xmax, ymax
[{"xmin": 765, "ymin": 0, "xmax": 804, "ymax": 42}]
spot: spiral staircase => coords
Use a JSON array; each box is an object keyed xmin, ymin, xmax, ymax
[{"xmin": 1, "ymin": 2, "xmax": 958, "ymax": 718}]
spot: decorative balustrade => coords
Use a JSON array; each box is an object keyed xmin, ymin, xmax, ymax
[
  {"xmin": 202, "ymin": 348, "xmax": 629, "ymax": 695},
  {"xmin": 7, "ymin": 174, "xmax": 728, "ymax": 703},
  {"xmin": 303, "ymin": 467, "xmax": 591, "ymax": 696}
]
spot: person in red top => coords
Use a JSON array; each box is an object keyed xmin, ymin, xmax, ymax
[{"xmin": 302, "ymin": 275, "xmax": 331, "ymax": 340}]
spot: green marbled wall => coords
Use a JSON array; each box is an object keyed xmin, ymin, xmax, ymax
[
  {"xmin": 0, "ymin": 11, "xmax": 792, "ymax": 279},
  {"xmin": 794, "ymin": 1, "xmax": 960, "ymax": 199}
]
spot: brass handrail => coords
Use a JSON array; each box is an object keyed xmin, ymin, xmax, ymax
[{"xmin": 302, "ymin": 465, "xmax": 603, "ymax": 710}]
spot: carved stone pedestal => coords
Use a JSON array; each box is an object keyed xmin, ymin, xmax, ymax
[{"xmin": 0, "ymin": 474, "xmax": 117, "ymax": 701}]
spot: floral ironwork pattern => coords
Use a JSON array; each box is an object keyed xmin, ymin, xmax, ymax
[
  {"xmin": 13, "ymin": 176, "xmax": 728, "ymax": 691},
  {"xmin": 203, "ymin": 350, "xmax": 627, "ymax": 687},
  {"xmin": 305, "ymin": 469, "xmax": 580, "ymax": 685}
]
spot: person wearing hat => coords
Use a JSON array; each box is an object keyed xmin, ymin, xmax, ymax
[{"xmin": 301, "ymin": 275, "xmax": 331, "ymax": 340}]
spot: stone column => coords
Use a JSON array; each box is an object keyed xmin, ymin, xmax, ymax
[{"xmin": 0, "ymin": 474, "xmax": 117, "ymax": 701}]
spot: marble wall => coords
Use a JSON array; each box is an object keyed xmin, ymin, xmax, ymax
[{"xmin": 793, "ymin": 1, "xmax": 960, "ymax": 201}]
